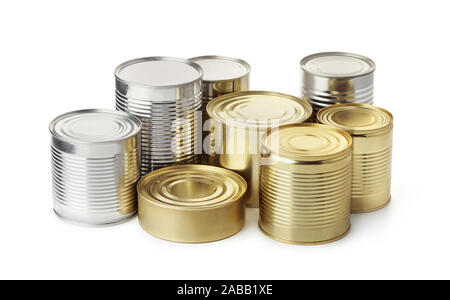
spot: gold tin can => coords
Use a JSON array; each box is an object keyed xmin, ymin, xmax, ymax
[
  {"xmin": 206, "ymin": 91, "xmax": 312, "ymax": 208},
  {"xmin": 317, "ymin": 103, "xmax": 393, "ymax": 213},
  {"xmin": 137, "ymin": 165, "xmax": 246, "ymax": 243},
  {"xmin": 259, "ymin": 123, "xmax": 352, "ymax": 244}
]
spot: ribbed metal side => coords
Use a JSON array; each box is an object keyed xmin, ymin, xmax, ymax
[
  {"xmin": 116, "ymin": 90, "xmax": 202, "ymax": 174},
  {"xmin": 259, "ymin": 156, "xmax": 352, "ymax": 244},
  {"xmin": 351, "ymin": 146, "xmax": 392, "ymax": 212},
  {"xmin": 302, "ymin": 84, "xmax": 374, "ymax": 111},
  {"xmin": 51, "ymin": 145, "xmax": 140, "ymax": 226}
]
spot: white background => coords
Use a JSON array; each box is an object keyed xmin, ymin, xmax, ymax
[{"xmin": 0, "ymin": 0, "xmax": 448, "ymax": 280}]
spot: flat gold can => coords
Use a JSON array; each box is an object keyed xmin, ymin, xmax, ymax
[
  {"xmin": 137, "ymin": 164, "xmax": 247, "ymax": 243},
  {"xmin": 259, "ymin": 123, "xmax": 352, "ymax": 244},
  {"xmin": 206, "ymin": 91, "xmax": 313, "ymax": 208},
  {"xmin": 317, "ymin": 103, "xmax": 393, "ymax": 213}
]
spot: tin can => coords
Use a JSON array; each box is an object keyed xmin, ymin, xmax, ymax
[
  {"xmin": 138, "ymin": 165, "xmax": 246, "ymax": 243},
  {"xmin": 115, "ymin": 57, "xmax": 203, "ymax": 175},
  {"xmin": 189, "ymin": 55, "xmax": 250, "ymax": 119},
  {"xmin": 50, "ymin": 109, "xmax": 141, "ymax": 226},
  {"xmin": 317, "ymin": 103, "xmax": 393, "ymax": 213},
  {"xmin": 189, "ymin": 56, "xmax": 250, "ymax": 162},
  {"xmin": 300, "ymin": 52, "xmax": 375, "ymax": 115},
  {"xmin": 206, "ymin": 91, "xmax": 312, "ymax": 207},
  {"xmin": 259, "ymin": 123, "xmax": 352, "ymax": 244}
]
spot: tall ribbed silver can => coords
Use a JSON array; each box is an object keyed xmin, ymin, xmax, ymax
[
  {"xmin": 115, "ymin": 57, "xmax": 203, "ymax": 175},
  {"xmin": 300, "ymin": 52, "xmax": 375, "ymax": 116},
  {"xmin": 50, "ymin": 109, "xmax": 141, "ymax": 226}
]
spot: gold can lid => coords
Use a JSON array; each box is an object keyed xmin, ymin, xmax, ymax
[
  {"xmin": 206, "ymin": 91, "xmax": 312, "ymax": 128},
  {"xmin": 317, "ymin": 103, "xmax": 393, "ymax": 135},
  {"xmin": 262, "ymin": 123, "xmax": 352, "ymax": 162},
  {"xmin": 137, "ymin": 165, "xmax": 246, "ymax": 243}
]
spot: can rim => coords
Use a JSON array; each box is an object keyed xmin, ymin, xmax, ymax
[
  {"xmin": 114, "ymin": 56, "xmax": 203, "ymax": 89},
  {"xmin": 261, "ymin": 123, "xmax": 353, "ymax": 162},
  {"xmin": 300, "ymin": 51, "xmax": 376, "ymax": 79},
  {"xmin": 206, "ymin": 90, "xmax": 313, "ymax": 129},
  {"xmin": 189, "ymin": 55, "xmax": 250, "ymax": 82},
  {"xmin": 317, "ymin": 103, "xmax": 393, "ymax": 135},
  {"xmin": 49, "ymin": 108, "xmax": 142, "ymax": 144},
  {"xmin": 137, "ymin": 164, "xmax": 247, "ymax": 211}
]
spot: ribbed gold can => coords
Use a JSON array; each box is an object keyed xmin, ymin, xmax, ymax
[
  {"xmin": 317, "ymin": 103, "xmax": 393, "ymax": 213},
  {"xmin": 137, "ymin": 165, "xmax": 246, "ymax": 243},
  {"xmin": 259, "ymin": 123, "xmax": 352, "ymax": 244},
  {"xmin": 206, "ymin": 91, "xmax": 312, "ymax": 208}
]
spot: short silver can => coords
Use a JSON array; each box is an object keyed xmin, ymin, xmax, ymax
[
  {"xmin": 300, "ymin": 52, "xmax": 375, "ymax": 114},
  {"xmin": 49, "ymin": 109, "xmax": 141, "ymax": 226}
]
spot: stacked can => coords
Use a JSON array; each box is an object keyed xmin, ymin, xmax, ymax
[
  {"xmin": 259, "ymin": 123, "xmax": 352, "ymax": 244},
  {"xmin": 50, "ymin": 109, "xmax": 141, "ymax": 226},
  {"xmin": 138, "ymin": 165, "xmax": 247, "ymax": 243},
  {"xmin": 318, "ymin": 103, "xmax": 393, "ymax": 213},
  {"xmin": 206, "ymin": 91, "xmax": 312, "ymax": 207},
  {"xmin": 300, "ymin": 52, "xmax": 375, "ymax": 118},
  {"xmin": 115, "ymin": 57, "xmax": 203, "ymax": 175}
]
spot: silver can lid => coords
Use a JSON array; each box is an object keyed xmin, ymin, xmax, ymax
[
  {"xmin": 190, "ymin": 55, "xmax": 250, "ymax": 82},
  {"xmin": 49, "ymin": 109, "xmax": 141, "ymax": 144},
  {"xmin": 115, "ymin": 56, "xmax": 203, "ymax": 88},
  {"xmin": 301, "ymin": 52, "xmax": 375, "ymax": 78}
]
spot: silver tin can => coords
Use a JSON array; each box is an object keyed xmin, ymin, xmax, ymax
[
  {"xmin": 189, "ymin": 55, "xmax": 250, "ymax": 163},
  {"xmin": 115, "ymin": 57, "xmax": 203, "ymax": 175},
  {"xmin": 189, "ymin": 55, "xmax": 250, "ymax": 116},
  {"xmin": 300, "ymin": 52, "xmax": 375, "ymax": 113},
  {"xmin": 50, "ymin": 109, "xmax": 141, "ymax": 226}
]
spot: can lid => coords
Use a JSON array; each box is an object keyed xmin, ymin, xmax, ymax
[
  {"xmin": 301, "ymin": 52, "xmax": 375, "ymax": 78},
  {"xmin": 206, "ymin": 91, "xmax": 312, "ymax": 129},
  {"xmin": 138, "ymin": 165, "xmax": 246, "ymax": 243},
  {"xmin": 138, "ymin": 165, "xmax": 246, "ymax": 209},
  {"xmin": 115, "ymin": 56, "xmax": 203, "ymax": 88},
  {"xmin": 262, "ymin": 123, "xmax": 352, "ymax": 162},
  {"xmin": 49, "ymin": 109, "xmax": 141, "ymax": 144},
  {"xmin": 317, "ymin": 103, "xmax": 393, "ymax": 135},
  {"xmin": 189, "ymin": 56, "xmax": 250, "ymax": 82}
]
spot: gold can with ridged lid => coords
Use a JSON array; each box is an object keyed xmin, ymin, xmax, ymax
[
  {"xmin": 206, "ymin": 91, "xmax": 313, "ymax": 208},
  {"xmin": 259, "ymin": 123, "xmax": 352, "ymax": 244},
  {"xmin": 317, "ymin": 103, "xmax": 393, "ymax": 213},
  {"xmin": 137, "ymin": 164, "xmax": 246, "ymax": 243}
]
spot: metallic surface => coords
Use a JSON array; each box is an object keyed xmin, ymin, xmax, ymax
[
  {"xmin": 317, "ymin": 103, "xmax": 393, "ymax": 213},
  {"xmin": 189, "ymin": 56, "xmax": 250, "ymax": 163},
  {"xmin": 300, "ymin": 52, "xmax": 375, "ymax": 113},
  {"xmin": 189, "ymin": 55, "xmax": 250, "ymax": 115},
  {"xmin": 115, "ymin": 57, "xmax": 203, "ymax": 175},
  {"xmin": 206, "ymin": 91, "xmax": 312, "ymax": 207},
  {"xmin": 138, "ymin": 165, "xmax": 246, "ymax": 243},
  {"xmin": 49, "ymin": 109, "xmax": 141, "ymax": 226},
  {"xmin": 259, "ymin": 123, "xmax": 352, "ymax": 244}
]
